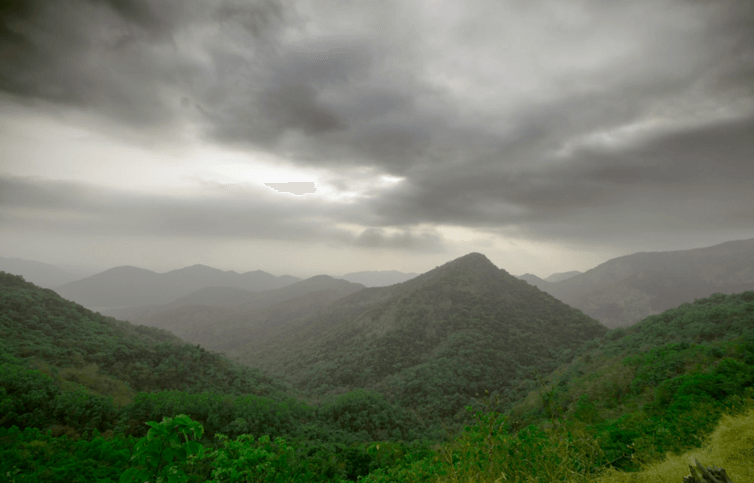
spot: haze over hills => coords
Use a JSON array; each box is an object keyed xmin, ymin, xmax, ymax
[
  {"xmin": 520, "ymin": 238, "xmax": 754, "ymax": 328},
  {"xmin": 55, "ymin": 264, "xmax": 301, "ymax": 311},
  {"xmin": 114, "ymin": 275, "xmax": 366, "ymax": 351},
  {"xmin": 544, "ymin": 270, "xmax": 582, "ymax": 283},
  {"xmin": 336, "ymin": 270, "xmax": 420, "ymax": 287},
  {"xmin": 0, "ymin": 271, "xmax": 289, "ymax": 401},
  {"xmin": 0, "ymin": 257, "xmax": 90, "ymax": 289},
  {"xmin": 516, "ymin": 273, "xmax": 549, "ymax": 290},
  {"xmin": 228, "ymin": 253, "xmax": 607, "ymax": 422}
]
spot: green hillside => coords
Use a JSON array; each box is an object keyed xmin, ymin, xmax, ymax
[
  {"xmin": 0, "ymin": 271, "xmax": 287, "ymax": 400},
  {"xmin": 3, "ymin": 267, "xmax": 753, "ymax": 482},
  {"xmin": 508, "ymin": 290, "xmax": 754, "ymax": 466},
  {"xmin": 231, "ymin": 253, "xmax": 607, "ymax": 425}
]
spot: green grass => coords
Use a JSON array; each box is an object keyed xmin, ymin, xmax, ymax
[{"xmin": 594, "ymin": 407, "xmax": 754, "ymax": 483}]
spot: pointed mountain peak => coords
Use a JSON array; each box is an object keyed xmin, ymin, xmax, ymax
[
  {"xmin": 397, "ymin": 252, "xmax": 508, "ymax": 295},
  {"xmin": 438, "ymin": 252, "xmax": 498, "ymax": 272},
  {"xmin": 170, "ymin": 264, "xmax": 227, "ymax": 274}
]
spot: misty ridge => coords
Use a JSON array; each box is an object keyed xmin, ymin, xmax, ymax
[
  {"xmin": 7, "ymin": 237, "xmax": 754, "ymax": 330},
  {"xmin": 2, "ymin": 237, "xmax": 754, "ymax": 482}
]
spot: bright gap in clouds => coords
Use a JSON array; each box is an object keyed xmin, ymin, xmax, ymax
[{"xmin": 0, "ymin": 109, "xmax": 406, "ymax": 202}]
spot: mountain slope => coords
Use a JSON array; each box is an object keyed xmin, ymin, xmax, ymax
[
  {"xmin": 132, "ymin": 276, "xmax": 366, "ymax": 352},
  {"xmin": 230, "ymin": 253, "xmax": 607, "ymax": 422},
  {"xmin": 56, "ymin": 264, "xmax": 300, "ymax": 310},
  {"xmin": 527, "ymin": 238, "xmax": 754, "ymax": 328},
  {"xmin": 509, "ymin": 290, "xmax": 754, "ymax": 468},
  {"xmin": 0, "ymin": 271, "xmax": 289, "ymax": 401}
]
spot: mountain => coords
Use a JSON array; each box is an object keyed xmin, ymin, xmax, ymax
[
  {"xmin": 55, "ymin": 264, "xmax": 301, "ymax": 311},
  {"xmin": 544, "ymin": 270, "xmax": 582, "ymax": 283},
  {"xmin": 124, "ymin": 275, "xmax": 366, "ymax": 351},
  {"xmin": 0, "ymin": 257, "xmax": 85, "ymax": 289},
  {"xmin": 508, "ymin": 290, "xmax": 754, "ymax": 469},
  {"xmin": 337, "ymin": 270, "xmax": 420, "ymax": 287},
  {"xmin": 516, "ymin": 273, "xmax": 550, "ymax": 290},
  {"xmin": 520, "ymin": 238, "xmax": 754, "ymax": 328},
  {"xmin": 0, "ymin": 271, "xmax": 289, "ymax": 402},
  {"xmin": 229, "ymin": 253, "xmax": 607, "ymax": 423}
]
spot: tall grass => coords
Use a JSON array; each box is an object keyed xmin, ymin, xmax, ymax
[
  {"xmin": 361, "ymin": 405, "xmax": 754, "ymax": 483},
  {"xmin": 594, "ymin": 408, "xmax": 754, "ymax": 483}
]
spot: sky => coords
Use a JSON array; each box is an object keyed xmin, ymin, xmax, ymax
[{"xmin": 1, "ymin": 0, "xmax": 754, "ymax": 279}]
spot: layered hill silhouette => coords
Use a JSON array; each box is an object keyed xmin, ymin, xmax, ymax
[
  {"xmin": 56, "ymin": 264, "xmax": 300, "ymax": 311},
  {"xmin": 544, "ymin": 270, "xmax": 582, "ymax": 283},
  {"xmin": 225, "ymin": 253, "xmax": 606, "ymax": 422},
  {"xmin": 517, "ymin": 238, "xmax": 754, "ymax": 328},
  {"xmin": 117, "ymin": 275, "xmax": 366, "ymax": 352},
  {"xmin": 336, "ymin": 270, "xmax": 419, "ymax": 287},
  {"xmin": 0, "ymin": 257, "xmax": 90, "ymax": 289}
]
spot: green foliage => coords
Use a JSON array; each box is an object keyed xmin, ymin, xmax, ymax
[
  {"xmin": 117, "ymin": 390, "xmax": 310, "ymax": 440},
  {"xmin": 120, "ymin": 414, "xmax": 205, "ymax": 483},
  {"xmin": 204, "ymin": 433, "xmax": 326, "ymax": 483},
  {"xmin": 0, "ymin": 426, "xmax": 132, "ymax": 482},
  {"xmin": 0, "ymin": 272, "xmax": 288, "ymax": 401},
  {"xmin": 3, "ymin": 271, "xmax": 754, "ymax": 482}
]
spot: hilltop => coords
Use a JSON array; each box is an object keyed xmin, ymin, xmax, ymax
[{"xmin": 230, "ymin": 253, "xmax": 607, "ymax": 423}]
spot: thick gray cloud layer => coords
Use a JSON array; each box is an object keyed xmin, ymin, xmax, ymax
[{"xmin": 2, "ymin": 0, "xmax": 753, "ymax": 257}]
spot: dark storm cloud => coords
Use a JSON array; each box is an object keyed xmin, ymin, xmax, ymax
[
  {"xmin": 0, "ymin": 0, "xmax": 290, "ymax": 124},
  {"xmin": 364, "ymin": 114, "xmax": 754, "ymax": 249},
  {"xmin": 2, "ymin": 0, "xmax": 753, "ymax": 250},
  {"xmin": 0, "ymin": 175, "xmax": 446, "ymax": 251}
]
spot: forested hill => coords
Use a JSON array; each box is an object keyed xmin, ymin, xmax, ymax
[
  {"xmin": 231, "ymin": 253, "xmax": 607, "ymax": 424},
  {"xmin": 510, "ymin": 290, "xmax": 754, "ymax": 453},
  {"xmin": 0, "ymin": 271, "xmax": 289, "ymax": 401}
]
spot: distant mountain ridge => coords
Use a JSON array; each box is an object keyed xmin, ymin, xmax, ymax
[
  {"xmin": 56, "ymin": 264, "xmax": 300, "ymax": 310},
  {"xmin": 113, "ymin": 275, "xmax": 366, "ymax": 350},
  {"xmin": 0, "ymin": 257, "xmax": 88, "ymax": 289},
  {"xmin": 337, "ymin": 270, "xmax": 419, "ymax": 287},
  {"xmin": 521, "ymin": 238, "xmax": 754, "ymax": 328},
  {"xmin": 545, "ymin": 271, "xmax": 582, "ymax": 283},
  {"xmin": 516, "ymin": 273, "xmax": 549, "ymax": 290}
]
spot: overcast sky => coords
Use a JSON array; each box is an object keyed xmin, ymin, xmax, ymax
[{"xmin": 1, "ymin": 0, "xmax": 753, "ymax": 278}]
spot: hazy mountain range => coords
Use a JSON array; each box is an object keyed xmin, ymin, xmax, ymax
[
  {"xmin": 336, "ymin": 270, "xmax": 420, "ymax": 287},
  {"xmin": 516, "ymin": 238, "xmax": 754, "ymax": 327},
  {"xmin": 0, "ymin": 257, "xmax": 96, "ymax": 289},
  {"xmin": 4, "ymin": 237, "xmax": 754, "ymax": 329},
  {"xmin": 55, "ymin": 265, "xmax": 301, "ymax": 310},
  {"xmin": 108, "ymin": 275, "xmax": 367, "ymax": 349}
]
